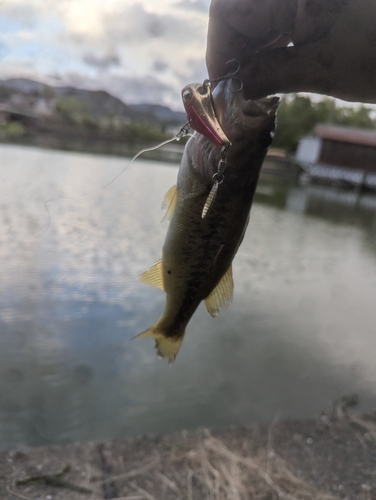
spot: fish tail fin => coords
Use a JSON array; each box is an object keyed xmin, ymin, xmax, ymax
[{"xmin": 134, "ymin": 322, "xmax": 185, "ymax": 363}]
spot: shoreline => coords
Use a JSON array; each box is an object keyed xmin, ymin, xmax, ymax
[
  {"xmin": 1, "ymin": 410, "xmax": 375, "ymax": 500},
  {"xmin": 0, "ymin": 136, "xmax": 186, "ymax": 163}
]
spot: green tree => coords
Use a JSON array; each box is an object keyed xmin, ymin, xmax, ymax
[
  {"xmin": 335, "ymin": 105, "xmax": 375, "ymax": 129},
  {"xmin": 42, "ymin": 85, "xmax": 56, "ymax": 100},
  {"xmin": 55, "ymin": 97, "xmax": 89, "ymax": 125},
  {"xmin": 0, "ymin": 86, "xmax": 11, "ymax": 100},
  {"xmin": 4, "ymin": 122, "xmax": 25, "ymax": 137},
  {"xmin": 120, "ymin": 121, "xmax": 168, "ymax": 144},
  {"xmin": 273, "ymin": 95, "xmax": 376, "ymax": 152}
]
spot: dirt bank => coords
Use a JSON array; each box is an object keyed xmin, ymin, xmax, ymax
[{"xmin": 1, "ymin": 408, "xmax": 375, "ymax": 500}]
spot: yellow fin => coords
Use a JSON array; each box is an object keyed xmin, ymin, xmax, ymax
[
  {"xmin": 205, "ymin": 265, "xmax": 234, "ymax": 317},
  {"xmin": 134, "ymin": 323, "xmax": 185, "ymax": 363},
  {"xmin": 139, "ymin": 259, "xmax": 164, "ymax": 290},
  {"xmin": 161, "ymin": 185, "xmax": 178, "ymax": 221}
]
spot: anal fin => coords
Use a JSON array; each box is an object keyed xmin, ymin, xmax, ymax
[{"xmin": 205, "ymin": 265, "xmax": 234, "ymax": 317}]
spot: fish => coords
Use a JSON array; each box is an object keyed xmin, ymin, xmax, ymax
[{"xmin": 135, "ymin": 78, "xmax": 279, "ymax": 362}]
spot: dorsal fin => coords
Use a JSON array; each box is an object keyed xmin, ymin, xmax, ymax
[
  {"xmin": 205, "ymin": 265, "xmax": 234, "ymax": 317},
  {"xmin": 139, "ymin": 259, "xmax": 164, "ymax": 290},
  {"xmin": 161, "ymin": 185, "xmax": 178, "ymax": 221}
]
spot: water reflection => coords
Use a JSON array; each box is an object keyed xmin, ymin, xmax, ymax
[
  {"xmin": 256, "ymin": 181, "xmax": 376, "ymax": 233},
  {"xmin": 0, "ymin": 144, "xmax": 376, "ymax": 450}
]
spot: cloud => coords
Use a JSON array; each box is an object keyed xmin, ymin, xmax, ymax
[
  {"xmin": 0, "ymin": 0, "xmax": 210, "ymax": 108},
  {"xmin": 47, "ymin": 70, "xmax": 178, "ymax": 109},
  {"xmin": 83, "ymin": 53, "xmax": 120, "ymax": 70},
  {"xmin": 153, "ymin": 60, "xmax": 169, "ymax": 73},
  {"xmin": 175, "ymin": 0, "xmax": 210, "ymax": 12},
  {"xmin": 108, "ymin": 75, "xmax": 174, "ymax": 105},
  {"xmin": 0, "ymin": 1, "xmax": 38, "ymax": 27},
  {"xmin": 0, "ymin": 42, "xmax": 10, "ymax": 59},
  {"xmin": 170, "ymin": 57, "xmax": 207, "ymax": 91},
  {"xmin": 147, "ymin": 17, "xmax": 165, "ymax": 38},
  {"xmin": 101, "ymin": 3, "xmax": 201, "ymax": 44}
]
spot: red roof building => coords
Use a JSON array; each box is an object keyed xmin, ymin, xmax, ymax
[{"xmin": 296, "ymin": 124, "xmax": 376, "ymax": 189}]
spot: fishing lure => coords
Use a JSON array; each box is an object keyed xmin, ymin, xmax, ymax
[{"xmin": 181, "ymin": 60, "xmax": 242, "ymax": 218}]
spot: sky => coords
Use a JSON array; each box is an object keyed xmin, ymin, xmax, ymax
[{"xmin": 0, "ymin": 0, "xmax": 211, "ymax": 109}]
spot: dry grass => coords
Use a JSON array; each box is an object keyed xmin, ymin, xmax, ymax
[
  {"xmin": 7, "ymin": 416, "xmax": 375, "ymax": 499},
  {"xmin": 350, "ymin": 414, "xmax": 376, "ymax": 441},
  {"xmin": 83, "ymin": 431, "xmax": 337, "ymax": 499},
  {"xmin": 167, "ymin": 434, "xmax": 336, "ymax": 500}
]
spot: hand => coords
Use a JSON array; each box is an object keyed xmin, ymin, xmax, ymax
[{"xmin": 206, "ymin": 0, "xmax": 376, "ymax": 103}]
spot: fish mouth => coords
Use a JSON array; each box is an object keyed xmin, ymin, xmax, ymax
[
  {"xmin": 242, "ymin": 96, "xmax": 280, "ymax": 118},
  {"xmin": 211, "ymin": 79, "xmax": 279, "ymax": 140},
  {"xmin": 187, "ymin": 81, "xmax": 280, "ymax": 183},
  {"xmin": 239, "ymin": 95, "xmax": 280, "ymax": 136}
]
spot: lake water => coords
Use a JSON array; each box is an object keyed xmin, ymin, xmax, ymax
[{"xmin": 0, "ymin": 143, "xmax": 376, "ymax": 450}]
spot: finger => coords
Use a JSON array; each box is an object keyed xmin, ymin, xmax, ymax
[
  {"xmin": 209, "ymin": 0, "xmax": 297, "ymax": 39},
  {"xmin": 206, "ymin": 23, "xmax": 293, "ymax": 81},
  {"xmin": 239, "ymin": 44, "xmax": 336, "ymax": 99},
  {"xmin": 206, "ymin": 0, "xmax": 297, "ymax": 80},
  {"xmin": 261, "ymin": 33, "xmax": 292, "ymax": 50},
  {"xmin": 206, "ymin": 14, "xmax": 250, "ymax": 81},
  {"xmin": 239, "ymin": 43, "xmax": 376, "ymax": 103},
  {"xmin": 292, "ymin": 0, "xmax": 348, "ymax": 44}
]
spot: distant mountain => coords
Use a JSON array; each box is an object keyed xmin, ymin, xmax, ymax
[
  {"xmin": 0, "ymin": 78, "xmax": 186, "ymax": 125},
  {"xmin": 0, "ymin": 78, "xmax": 47, "ymax": 94},
  {"xmin": 128, "ymin": 104, "xmax": 186, "ymax": 125}
]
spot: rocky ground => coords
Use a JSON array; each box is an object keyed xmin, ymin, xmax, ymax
[{"xmin": 1, "ymin": 404, "xmax": 375, "ymax": 500}]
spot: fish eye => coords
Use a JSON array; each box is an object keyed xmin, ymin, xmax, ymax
[{"xmin": 182, "ymin": 88, "xmax": 193, "ymax": 104}]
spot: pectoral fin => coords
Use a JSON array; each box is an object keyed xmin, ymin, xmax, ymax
[
  {"xmin": 205, "ymin": 265, "xmax": 234, "ymax": 317},
  {"xmin": 139, "ymin": 259, "xmax": 164, "ymax": 290},
  {"xmin": 161, "ymin": 185, "xmax": 178, "ymax": 221}
]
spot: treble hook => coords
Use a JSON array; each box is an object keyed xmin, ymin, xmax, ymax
[{"xmin": 205, "ymin": 59, "xmax": 243, "ymax": 92}]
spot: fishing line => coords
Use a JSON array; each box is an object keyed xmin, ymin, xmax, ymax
[{"xmin": 4, "ymin": 122, "xmax": 192, "ymax": 242}]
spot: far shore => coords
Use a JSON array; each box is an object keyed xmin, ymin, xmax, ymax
[{"xmin": 0, "ymin": 135, "xmax": 187, "ymax": 163}]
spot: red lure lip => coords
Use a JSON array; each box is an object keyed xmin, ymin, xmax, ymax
[{"xmin": 181, "ymin": 82, "xmax": 231, "ymax": 148}]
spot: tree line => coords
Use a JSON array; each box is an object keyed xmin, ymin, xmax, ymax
[{"xmin": 273, "ymin": 95, "xmax": 376, "ymax": 152}]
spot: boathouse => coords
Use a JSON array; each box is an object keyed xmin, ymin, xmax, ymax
[{"xmin": 295, "ymin": 124, "xmax": 376, "ymax": 189}]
